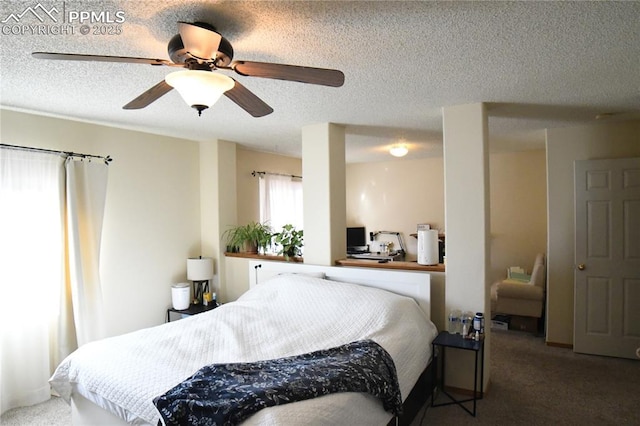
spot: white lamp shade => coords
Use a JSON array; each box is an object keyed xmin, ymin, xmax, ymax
[
  {"xmin": 187, "ymin": 257, "xmax": 214, "ymax": 280},
  {"xmin": 165, "ymin": 70, "xmax": 235, "ymax": 108}
]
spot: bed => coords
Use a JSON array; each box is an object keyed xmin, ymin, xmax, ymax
[{"xmin": 50, "ymin": 262, "xmax": 438, "ymax": 425}]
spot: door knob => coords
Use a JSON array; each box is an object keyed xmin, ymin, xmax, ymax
[{"xmin": 577, "ymin": 264, "xmax": 586, "ymax": 271}]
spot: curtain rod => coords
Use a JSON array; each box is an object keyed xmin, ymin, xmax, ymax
[
  {"xmin": 251, "ymin": 170, "xmax": 302, "ymax": 179},
  {"xmin": 0, "ymin": 143, "xmax": 113, "ymax": 165}
]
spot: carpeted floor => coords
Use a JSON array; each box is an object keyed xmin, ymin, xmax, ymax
[
  {"xmin": 2, "ymin": 330, "xmax": 639, "ymax": 425},
  {"xmin": 0, "ymin": 396, "xmax": 69, "ymax": 425},
  {"xmin": 414, "ymin": 329, "xmax": 640, "ymax": 425}
]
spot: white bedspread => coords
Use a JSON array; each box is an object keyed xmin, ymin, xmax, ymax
[{"xmin": 50, "ymin": 274, "xmax": 437, "ymax": 425}]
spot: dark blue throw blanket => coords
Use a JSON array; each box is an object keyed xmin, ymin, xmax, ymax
[{"xmin": 153, "ymin": 339, "xmax": 402, "ymax": 426}]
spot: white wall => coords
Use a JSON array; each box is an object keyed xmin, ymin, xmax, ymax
[
  {"xmin": 0, "ymin": 110, "xmax": 201, "ymax": 337},
  {"xmin": 442, "ymin": 103, "xmax": 491, "ymax": 390},
  {"xmin": 200, "ymin": 140, "xmax": 237, "ymax": 303},
  {"xmin": 346, "ymin": 157, "xmax": 445, "ymax": 258},
  {"xmin": 489, "ymin": 150, "xmax": 547, "ymax": 283},
  {"xmin": 302, "ymin": 123, "xmax": 347, "ymax": 265},
  {"xmin": 546, "ymin": 119, "xmax": 640, "ymax": 345}
]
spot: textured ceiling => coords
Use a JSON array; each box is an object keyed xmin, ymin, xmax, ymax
[{"xmin": 1, "ymin": 1, "xmax": 639, "ymax": 163}]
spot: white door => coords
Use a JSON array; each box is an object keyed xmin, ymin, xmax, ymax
[{"xmin": 574, "ymin": 157, "xmax": 640, "ymax": 360}]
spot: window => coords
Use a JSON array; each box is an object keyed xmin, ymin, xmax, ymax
[
  {"xmin": 0, "ymin": 149, "xmax": 64, "ymax": 413},
  {"xmin": 258, "ymin": 173, "xmax": 303, "ymax": 232},
  {"xmin": 0, "ymin": 146, "xmax": 109, "ymax": 413}
]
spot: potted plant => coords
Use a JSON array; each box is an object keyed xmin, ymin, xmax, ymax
[
  {"xmin": 256, "ymin": 226, "xmax": 274, "ymax": 254},
  {"xmin": 223, "ymin": 226, "xmax": 241, "ymax": 253},
  {"xmin": 273, "ymin": 224, "xmax": 304, "ymax": 260},
  {"xmin": 242, "ymin": 221, "xmax": 272, "ymax": 253},
  {"xmin": 223, "ymin": 221, "xmax": 272, "ymax": 254}
]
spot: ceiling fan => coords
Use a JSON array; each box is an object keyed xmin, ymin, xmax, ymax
[{"xmin": 32, "ymin": 21, "xmax": 345, "ymax": 117}]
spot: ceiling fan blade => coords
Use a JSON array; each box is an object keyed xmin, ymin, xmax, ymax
[
  {"xmin": 224, "ymin": 80, "xmax": 273, "ymax": 117},
  {"xmin": 32, "ymin": 52, "xmax": 176, "ymax": 66},
  {"xmin": 178, "ymin": 22, "xmax": 222, "ymax": 60},
  {"xmin": 231, "ymin": 61, "xmax": 345, "ymax": 87},
  {"xmin": 123, "ymin": 80, "xmax": 173, "ymax": 109}
]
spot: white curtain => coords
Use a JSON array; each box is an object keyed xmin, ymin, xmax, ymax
[
  {"xmin": 0, "ymin": 150, "xmax": 65, "ymax": 414},
  {"xmin": 64, "ymin": 159, "xmax": 108, "ymax": 347},
  {"xmin": 259, "ymin": 174, "xmax": 303, "ymax": 232},
  {"xmin": 0, "ymin": 149, "xmax": 108, "ymax": 414}
]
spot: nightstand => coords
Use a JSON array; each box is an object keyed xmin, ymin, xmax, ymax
[
  {"xmin": 166, "ymin": 303, "xmax": 217, "ymax": 322},
  {"xmin": 431, "ymin": 331, "xmax": 484, "ymax": 416}
]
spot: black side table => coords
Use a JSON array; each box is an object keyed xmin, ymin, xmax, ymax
[
  {"xmin": 166, "ymin": 303, "xmax": 217, "ymax": 322},
  {"xmin": 431, "ymin": 331, "xmax": 484, "ymax": 416}
]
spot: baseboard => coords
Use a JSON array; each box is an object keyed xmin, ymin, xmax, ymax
[{"xmin": 546, "ymin": 341, "xmax": 573, "ymax": 349}]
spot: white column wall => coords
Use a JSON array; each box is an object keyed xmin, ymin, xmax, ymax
[
  {"xmin": 442, "ymin": 103, "xmax": 491, "ymax": 391},
  {"xmin": 200, "ymin": 140, "xmax": 237, "ymax": 302},
  {"xmin": 301, "ymin": 123, "xmax": 347, "ymax": 266}
]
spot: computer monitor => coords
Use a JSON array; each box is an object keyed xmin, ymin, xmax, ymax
[{"xmin": 346, "ymin": 227, "xmax": 367, "ymax": 252}]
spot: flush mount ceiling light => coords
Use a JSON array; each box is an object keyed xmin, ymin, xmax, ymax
[
  {"xmin": 389, "ymin": 144, "xmax": 409, "ymax": 157},
  {"xmin": 165, "ymin": 70, "xmax": 235, "ymax": 116}
]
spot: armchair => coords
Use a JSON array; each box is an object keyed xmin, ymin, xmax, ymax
[{"xmin": 491, "ymin": 253, "xmax": 546, "ymax": 318}]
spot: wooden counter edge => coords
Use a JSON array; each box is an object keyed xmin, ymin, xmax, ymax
[
  {"xmin": 224, "ymin": 252, "xmax": 303, "ymax": 262},
  {"xmin": 224, "ymin": 253, "xmax": 444, "ymax": 272},
  {"xmin": 335, "ymin": 258, "xmax": 445, "ymax": 272}
]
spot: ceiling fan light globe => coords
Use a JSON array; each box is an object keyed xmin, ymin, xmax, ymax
[{"xmin": 165, "ymin": 70, "xmax": 234, "ymax": 110}]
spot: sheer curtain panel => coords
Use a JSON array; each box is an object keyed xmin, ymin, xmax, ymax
[
  {"xmin": 259, "ymin": 174, "xmax": 303, "ymax": 232},
  {"xmin": 0, "ymin": 148, "xmax": 109, "ymax": 414},
  {"xmin": 64, "ymin": 159, "xmax": 108, "ymax": 347},
  {"xmin": 0, "ymin": 150, "xmax": 65, "ymax": 414}
]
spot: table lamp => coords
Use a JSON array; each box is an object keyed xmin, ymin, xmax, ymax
[{"xmin": 187, "ymin": 257, "xmax": 214, "ymax": 305}]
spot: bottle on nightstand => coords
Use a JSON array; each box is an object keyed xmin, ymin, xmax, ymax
[{"xmin": 461, "ymin": 311, "xmax": 474, "ymax": 338}]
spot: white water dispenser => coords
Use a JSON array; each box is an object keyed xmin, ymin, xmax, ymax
[{"xmin": 417, "ymin": 227, "xmax": 439, "ymax": 265}]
